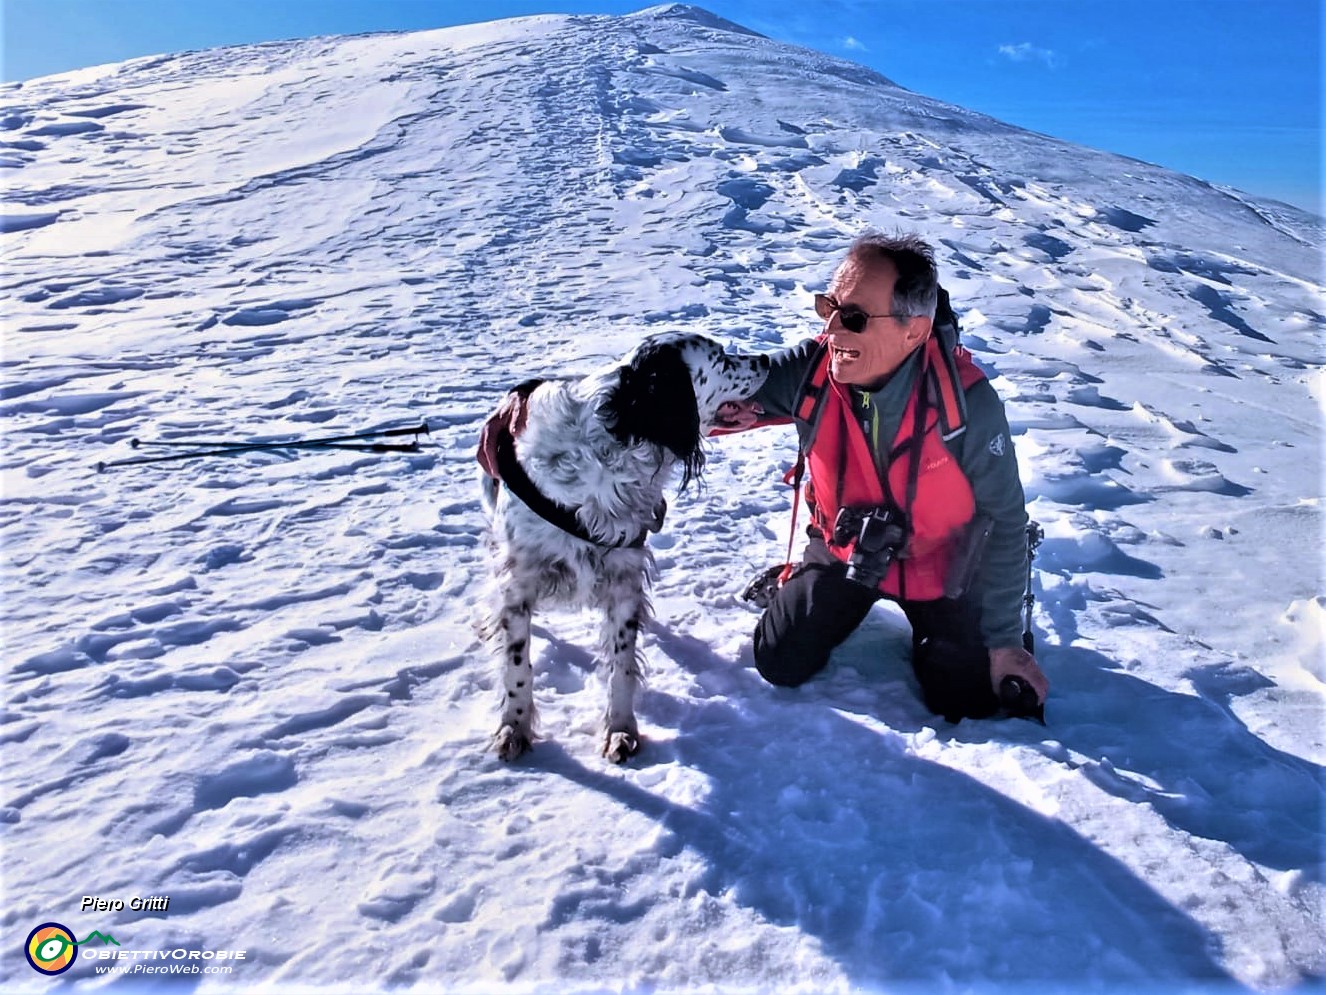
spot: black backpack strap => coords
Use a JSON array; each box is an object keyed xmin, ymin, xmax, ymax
[
  {"xmin": 929, "ymin": 288, "xmax": 970, "ymax": 441},
  {"xmin": 934, "ymin": 286, "xmax": 960, "ymax": 351}
]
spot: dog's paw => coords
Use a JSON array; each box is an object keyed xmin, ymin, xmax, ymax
[
  {"xmin": 493, "ymin": 725, "xmax": 532, "ymax": 762},
  {"xmin": 601, "ymin": 729, "xmax": 640, "ymax": 764}
]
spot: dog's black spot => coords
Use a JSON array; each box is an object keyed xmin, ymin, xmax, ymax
[
  {"xmin": 516, "ymin": 681, "xmax": 525, "ymax": 688},
  {"xmin": 516, "ymin": 708, "xmax": 524, "ymax": 715},
  {"xmin": 510, "ymin": 638, "xmax": 526, "ymax": 653}
]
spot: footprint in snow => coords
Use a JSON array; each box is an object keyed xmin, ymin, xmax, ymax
[
  {"xmin": 359, "ymin": 870, "xmax": 436, "ymax": 922},
  {"xmin": 194, "ymin": 752, "xmax": 298, "ymax": 812},
  {"xmin": 257, "ymin": 694, "xmax": 382, "ymax": 742}
]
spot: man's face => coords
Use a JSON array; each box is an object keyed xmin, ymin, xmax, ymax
[{"xmin": 823, "ymin": 256, "xmax": 931, "ymax": 389}]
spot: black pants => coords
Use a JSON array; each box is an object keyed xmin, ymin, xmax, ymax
[{"xmin": 752, "ymin": 537, "xmax": 999, "ymax": 721}]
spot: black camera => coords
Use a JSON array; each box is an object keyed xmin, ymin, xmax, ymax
[{"xmin": 834, "ymin": 506, "xmax": 909, "ymax": 588}]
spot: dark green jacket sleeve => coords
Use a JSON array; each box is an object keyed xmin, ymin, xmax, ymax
[
  {"xmin": 952, "ymin": 379, "xmax": 1029, "ymax": 648},
  {"xmin": 750, "ymin": 340, "xmax": 819, "ymax": 422}
]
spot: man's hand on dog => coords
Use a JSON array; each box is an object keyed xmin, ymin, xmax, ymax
[{"xmin": 711, "ymin": 399, "xmax": 764, "ymax": 433}]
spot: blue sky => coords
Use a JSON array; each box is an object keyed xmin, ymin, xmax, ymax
[{"xmin": 2, "ymin": 1, "xmax": 1320, "ymax": 215}]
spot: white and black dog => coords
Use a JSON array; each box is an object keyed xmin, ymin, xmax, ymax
[{"xmin": 479, "ymin": 332, "xmax": 769, "ymax": 762}]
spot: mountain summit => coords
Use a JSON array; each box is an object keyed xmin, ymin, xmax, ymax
[{"xmin": 632, "ymin": 3, "xmax": 768, "ymax": 37}]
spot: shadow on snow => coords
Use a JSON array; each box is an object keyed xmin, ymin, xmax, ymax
[{"xmin": 526, "ymin": 616, "xmax": 1240, "ymax": 989}]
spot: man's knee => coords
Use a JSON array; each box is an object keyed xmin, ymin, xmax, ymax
[
  {"xmin": 752, "ymin": 617, "xmax": 825, "ymax": 687},
  {"xmin": 756, "ymin": 658, "xmax": 814, "ymax": 688},
  {"xmin": 748, "ymin": 549, "xmax": 876, "ymax": 690}
]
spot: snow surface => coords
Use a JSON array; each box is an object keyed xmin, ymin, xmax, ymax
[{"xmin": 1, "ymin": 4, "xmax": 1323, "ymax": 992}]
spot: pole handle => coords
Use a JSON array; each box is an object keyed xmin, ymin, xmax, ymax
[{"xmin": 1021, "ymin": 520, "xmax": 1044, "ymax": 652}]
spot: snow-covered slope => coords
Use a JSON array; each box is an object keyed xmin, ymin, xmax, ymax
[{"xmin": 2, "ymin": 5, "xmax": 1322, "ymax": 991}]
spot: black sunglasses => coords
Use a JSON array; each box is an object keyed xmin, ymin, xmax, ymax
[{"xmin": 814, "ymin": 293, "xmax": 910, "ymax": 334}]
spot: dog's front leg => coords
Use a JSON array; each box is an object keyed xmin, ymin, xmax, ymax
[
  {"xmin": 598, "ymin": 573, "xmax": 645, "ymax": 763},
  {"xmin": 492, "ymin": 590, "xmax": 536, "ymax": 761}
]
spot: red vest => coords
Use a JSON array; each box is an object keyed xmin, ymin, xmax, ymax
[{"xmin": 801, "ymin": 337, "xmax": 986, "ymax": 600}]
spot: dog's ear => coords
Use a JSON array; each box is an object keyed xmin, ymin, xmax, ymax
[{"xmin": 603, "ymin": 340, "xmax": 705, "ymax": 488}]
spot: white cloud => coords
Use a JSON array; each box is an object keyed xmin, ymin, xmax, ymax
[
  {"xmin": 842, "ymin": 36, "xmax": 866, "ymax": 51},
  {"xmin": 998, "ymin": 42, "xmax": 1060, "ymax": 68}
]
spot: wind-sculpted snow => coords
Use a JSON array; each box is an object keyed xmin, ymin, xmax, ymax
[{"xmin": 1, "ymin": 5, "xmax": 1322, "ymax": 992}]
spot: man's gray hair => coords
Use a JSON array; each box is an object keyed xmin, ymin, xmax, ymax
[{"xmin": 844, "ymin": 232, "xmax": 939, "ymax": 318}]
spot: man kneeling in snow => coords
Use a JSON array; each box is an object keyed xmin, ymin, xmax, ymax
[
  {"xmin": 478, "ymin": 232, "xmax": 1047, "ymax": 723},
  {"xmin": 717, "ymin": 232, "xmax": 1047, "ymax": 721}
]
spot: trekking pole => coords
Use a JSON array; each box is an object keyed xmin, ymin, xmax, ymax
[
  {"xmin": 1022, "ymin": 521, "xmax": 1045, "ymax": 653},
  {"xmin": 97, "ymin": 423, "xmax": 429, "ymax": 472},
  {"xmin": 128, "ymin": 443, "xmax": 419, "ymax": 456},
  {"xmin": 994, "ymin": 520, "xmax": 1050, "ymax": 725}
]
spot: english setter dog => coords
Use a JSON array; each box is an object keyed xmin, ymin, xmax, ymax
[{"xmin": 479, "ymin": 332, "xmax": 769, "ymax": 762}]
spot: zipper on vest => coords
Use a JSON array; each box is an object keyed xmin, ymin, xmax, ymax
[
  {"xmin": 855, "ymin": 390, "xmax": 886, "ymax": 478},
  {"xmin": 854, "ymin": 389, "xmax": 872, "ymax": 444}
]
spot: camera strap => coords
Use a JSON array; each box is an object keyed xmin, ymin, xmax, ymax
[
  {"xmin": 890, "ymin": 347, "xmax": 932, "ymax": 599},
  {"xmin": 903, "ymin": 344, "xmax": 932, "ymax": 512}
]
